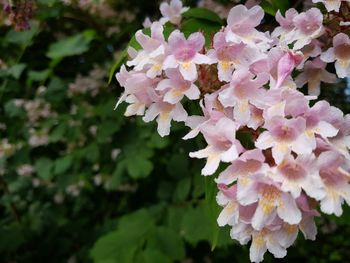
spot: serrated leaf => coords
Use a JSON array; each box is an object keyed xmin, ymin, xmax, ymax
[{"xmin": 183, "ymin": 8, "xmax": 222, "ymax": 24}]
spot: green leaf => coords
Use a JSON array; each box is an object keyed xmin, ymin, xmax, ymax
[
  {"xmin": 271, "ymin": 0, "xmax": 289, "ymax": 15},
  {"xmin": 49, "ymin": 123, "xmax": 67, "ymax": 143},
  {"xmin": 126, "ymin": 158, "xmax": 153, "ymax": 179},
  {"xmin": 54, "ymin": 155, "xmax": 73, "ymax": 175},
  {"xmin": 5, "ymin": 21, "xmax": 40, "ymax": 46},
  {"xmin": 147, "ymin": 226, "xmax": 185, "ymax": 261},
  {"xmin": 183, "ymin": 8, "xmax": 222, "ymax": 24},
  {"xmin": 6, "ymin": 64, "xmax": 26, "ymax": 79},
  {"xmin": 91, "ymin": 209, "xmax": 155, "ymax": 263},
  {"xmin": 46, "ymin": 30, "xmax": 96, "ymax": 59},
  {"xmin": 35, "ymin": 158, "xmax": 54, "ymax": 180},
  {"xmin": 108, "ymin": 49, "xmax": 127, "ymax": 84},
  {"xmin": 28, "ymin": 69, "xmax": 51, "ymax": 82},
  {"xmin": 147, "ymin": 133, "xmax": 170, "ymax": 149},
  {"xmin": 124, "ymin": 145, "xmax": 154, "ymax": 179},
  {"xmin": 138, "ymin": 249, "xmax": 171, "ymax": 263},
  {"xmin": 261, "ymin": 0, "xmax": 289, "ymax": 16},
  {"xmin": 181, "ymin": 204, "xmax": 212, "ymax": 245},
  {"xmin": 173, "ymin": 177, "xmax": 191, "ymax": 202},
  {"xmin": 181, "ymin": 18, "xmax": 221, "ymax": 47},
  {"xmin": 4, "ymin": 100, "xmax": 24, "ymax": 118}
]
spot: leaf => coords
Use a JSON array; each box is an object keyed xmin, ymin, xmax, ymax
[
  {"xmin": 35, "ymin": 158, "xmax": 54, "ymax": 180},
  {"xmin": 261, "ymin": 0, "xmax": 289, "ymax": 16},
  {"xmin": 54, "ymin": 155, "xmax": 73, "ymax": 175},
  {"xmin": 181, "ymin": 204, "xmax": 212, "ymax": 245},
  {"xmin": 124, "ymin": 145, "xmax": 154, "ymax": 179},
  {"xmin": 181, "ymin": 18, "xmax": 221, "ymax": 47},
  {"xmin": 49, "ymin": 123, "xmax": 67, "ymax": 142},
  {"xmin": 28, "ymin": 69, "xmax": 51, "ymax": 82},
  {"xmin": 46, "ymin": 30, "xmax": 96, "ymax": 59},
  {"xmin": 183, "ymin": 8, "xmax": 222, "ymax": 24},
  {"xmin": 108, "ymin": 49, "xmax": 127, "ymax": 84},
  {"xmin": 147, "ymin": 226, "xmax": 185, "ymax": 261},
  {"xmin": 173, "ymin": 177, "xmax": 191, "ymax": 202},
  {"xmin": 5, "ymin": 21, "xmax": 40, "ymax": 46},
  {"xmin": 90, "ymin": 209, "xmax": 155, "ymax": 263},
  {"xmin": 4, "ymin": 100, "xmax": 24, "ymax": 118},
  {"xmin": 147, "ymin": 133, "xmax": 170, "ymax": 149},
  {"xmin": 205, "ymin": 176, "xmax": 220, "ymax": 250},
  {"xmin": 139, "ymin": 249, "xmax": 172, "ymax": 263},
  {"xmin": 126, "ymin": 158, "xmax": 153, "ymax": 179},
  {"xmin": 6, "ymin": 64, "xmax": 26, "ymax": 79}
]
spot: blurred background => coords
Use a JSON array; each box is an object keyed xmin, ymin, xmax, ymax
[{"xmin": 0, "ymin": 0, "xmax": 350, "ymax": 262}]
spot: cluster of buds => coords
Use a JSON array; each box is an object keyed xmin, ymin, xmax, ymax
[
  {"xmin": 3, "ymin": 0, "xmax": 34, "ymax": 31},
  {"xmin": 115, "ymin": 0, "xmax": 350, "ymax": 262}
]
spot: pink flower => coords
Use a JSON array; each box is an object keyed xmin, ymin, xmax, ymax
[
  {"xmin": 207, "ymin": 32, "xmax": 247, "ymax": 82},
  {"xmin": 127, "ymin": 22, "xmax": 167, "ymax": 78},
  {"xmin": 218, "ymin": 70, "xmax": 269, "ymax": 125},
  {"xmin": 274, "ymin": 51, "xmax": 302, "ymax": 89},
  {"xmin": 273, "ymin": 8, "xmax": 299, "ymax": 39},
  {"xmin": 115, "ymin": 66, "xmax": 159, "ymax": 116},
  {"xmin": 295, "ymin": 57, "xmax": 337, "ymax": 96},
  {"xmin": 321, "ymin": 33, "xmax": 350, "ymax": 78},
  {"xmin": 292, "ymin": 8, "xmax": 324, "ymax": 50},
  {"xmin": 143, "ymin": 101, "xmax": 187, "ymax": 137},
  {"xmin": 156, "ymin": 69, "xmax": 200, "ymax": 104},
  {"xmin": 318, "ymin": 151, "xmax": 350, "ymax": 216},
  {"xmin": 271, "ymin": 154, "xmax": 325, "ymax": 199},
  {"xmin": 189, "ymin": 117, "xmax": 242, "ymax": 175},
  {"xmin": 159, "ymin": 0, "xmax": 189, "ymax": 25},
  {"xmin": 225, "ymin": 5, "xmax": 271, "ymax": 49},
  {"xmin": 163, "ymin": 30, "xmax": 212, "ymax": 81},
  {"xmin": 255, "ymin": 116, "xmax": 311, "ymax": 164}
]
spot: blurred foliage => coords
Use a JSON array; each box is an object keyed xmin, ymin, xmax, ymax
[{"xmin": 0, "ymin": 0, "xmax": 350, "ymax": 263}]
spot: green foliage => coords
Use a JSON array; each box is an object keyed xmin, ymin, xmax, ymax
[
  {"xmin": 182, "ymin": 8, "xmax": 223, "ymax": 24},
  {"xmin": 261, "ymin": 0, "xmax": 289, "ymax": 16},
  {"xmin": 46, "ymin": 30, "xmax": 96, "ymax": 59}
]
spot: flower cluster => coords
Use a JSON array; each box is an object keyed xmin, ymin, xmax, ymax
[{"xmin": 116, "ymin": 1, "xmax": 350, "ymax": 262}]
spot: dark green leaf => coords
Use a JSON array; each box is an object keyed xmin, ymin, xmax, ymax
[
  {"xmin": 46, "ymin": 30, "xmax": 96, "ymax": 59},
  {"xmin": 183, "ymin": 8, "xmax": 223, "ymax": 24}
]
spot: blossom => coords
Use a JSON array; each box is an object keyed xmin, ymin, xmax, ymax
[
  {"xmin": 207, "ymin": 32, "xmax": 247, "ymax": 82},
  {"xmin": 318, "ymin": 151, "xmax": 350, "ymax": 216},
  {"xmin": 225, "ymin": 5, "xmax": 271, "ymax": 49},
  {"xmin": 218, "ymin": 70, "xmax": 269, "ymax": 125},
  {"xmin": 163, "ymin": 30, "xmax": 212, "ymax": 81},
  {"xmin": 159, "ymin": 0, "xmax": 189, "ymax": 25},
  {"xmin": 291, "ymin": 8, "xmax": 324, "ymax": 50},
  {"xmin": 143, "ymin": 101, "xmax": 187, "ymax": 137},
  {"xmin": 156, "ymin": 69, "xmax": 200, "ymax": 104},
  {"xmin": 295, "ymin": 57, "xmax": 337, "ymax": 95},
  {"xmin": 321, "ymin": 33, "xmax": 350, "ymax": 78},
  {"xmin": 256, "ymin": 116, "xmax": 312, "ymax": 164},
  {"xmin": 127, "ymin": 22, "xmax": 167, "ymax": 78},
  {"xmin": 189, "ymin": 117, "xmax": 242, "ymax": 175}
]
